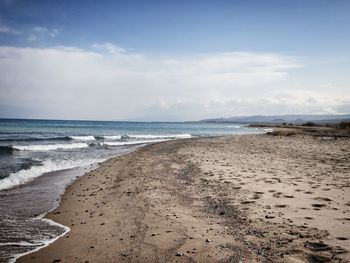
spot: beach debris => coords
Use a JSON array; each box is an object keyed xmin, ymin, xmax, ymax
[
  {"xmin": 121, "ymin": 252, "xmax": 128, "ymax": 257},
  {"xmin": 175, "ymin": 252, "xmax": 183, "ymax": 257},
  {"xmin": 206, "ymin": 238, "xmax": 211, "ymax": 243}
]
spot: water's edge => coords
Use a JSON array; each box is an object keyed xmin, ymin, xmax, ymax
[
  {"xmin": 10, "ymin": 146, "xmax": 137, "ymax": 263},
  {"xmin": 9, "ymin": 165, "xmax": 97, "ymax": 263},
  {"xmin": 10, "ymin": 135, "xmax": 258, "ymax": 262}
]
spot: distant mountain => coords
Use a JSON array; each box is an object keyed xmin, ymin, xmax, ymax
[{"xmin": 200, "ymin": 114, "xmax": 350, "ymax": 124}]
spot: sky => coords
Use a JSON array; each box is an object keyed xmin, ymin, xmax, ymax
[{"xmin": 0, "ymin": 0, "xmax": 349, "ymax": 121}]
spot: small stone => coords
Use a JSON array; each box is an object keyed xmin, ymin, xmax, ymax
[
  {"xmin": 121, "ymin": 252, "xmax": 128, "ymax": 257},
  {"xmin": 175, "ymin": 252, "xmax": 183, "ymax": 257},
  {"xmin": 206, "ymin": 238, "xmax": 211, "ymax": 243}
]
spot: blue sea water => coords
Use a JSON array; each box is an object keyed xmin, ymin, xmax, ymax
[
  {"xmin": 0, "ymin": 119, "xmax": 269, "ymax": 190},
  {"xmin": 0, "ymin": 118, "xmax": 269, "ymax": 262}
]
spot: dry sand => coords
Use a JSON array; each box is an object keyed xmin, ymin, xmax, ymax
[{"xmin": 17, "ymin": 133, "xmax": 350, "ymax": 262}]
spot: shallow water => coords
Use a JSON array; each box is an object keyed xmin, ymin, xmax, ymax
[{"xmin": 0, "ymin": 119, "xmax": 268, "ymax": 262}]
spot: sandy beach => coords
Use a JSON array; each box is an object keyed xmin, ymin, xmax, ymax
[{"xmin": 17, "ymin": 132, "xmax": 350, "ymax": 262}]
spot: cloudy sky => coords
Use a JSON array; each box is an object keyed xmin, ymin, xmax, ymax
[{"xmin": 0, "ymin": 0, "xmax": 349, "ymax": 121}]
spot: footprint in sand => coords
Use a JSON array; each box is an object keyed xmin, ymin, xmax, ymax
[
  {"xmin": 251, "ymin": 195, "xmax": 261, "ymax": 200},
  {"xmin": 307, "ymin": 255, "xmax": 332, "ymax": 262},
  {"xmin": 313, "ymin": 197, "xmax": 332, "ymax": 202},
  {"xmin": 241, "ymin": 200, "xmax": 255, "ymax": 205},
  {"xmin": 272, "ymin": 192, "xmax": 283, "ymax": 198},
  {"xmin": 335, "ymin": 237, "xmax": 349, "ymax": 241},
  {"xmin": 304, "ymin": 241, "xmax": 331, "ymax": 251},
  {"xmin": 311, "ymin": 204, "xmax": 327, "ymax": 208},
  {"xmin": 275, "ymin": 204, "xmax": 287, "ymax": 208}
]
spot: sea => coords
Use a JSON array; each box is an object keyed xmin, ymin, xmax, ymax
[{"xmin": 0, "ymin": 118, "xmax": 270, "ymax": 262}]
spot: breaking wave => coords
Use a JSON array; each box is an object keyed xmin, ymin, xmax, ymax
[
  {"xmin": 0, "ymin": 158, "xmax": 104, "ymax": 191},
  {"xmin": 125, "ymin": 134, "xmax": 192, "ymax": 139},
  {"xmin": 102, "ymin": 139, "xmax": 167, "ymax": 146},
  {"xmin": 69, "ymin": 136, "xmax": 96, "ymax": 141},
  {"xmin": 12, "ymin": 143, "xmax": 89, "ymax": 151}
]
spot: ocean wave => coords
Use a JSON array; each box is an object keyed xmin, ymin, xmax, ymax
[
  {"xmin": 69, "ymin": 136, "xmax": 96, "ymax": 141},
  {"xmin": 102, "ymin": 135, "xmax": 122, "ymax": 140},
  {"xmin": 8, "ymin": 218, "xmax": 70, "ymax": 263},
  {"xmin": 125, "ymin": 134, "xmax": 192, "ymax": 139},
  {"xmin": 102, "ymin": 139, "xmax": 167, "ymax": 146},
  {"xmin": 0, "ymin": 158, "xmax": 104, "ymax": 191},
  {"xmin": 227, "ymin": 125, "xmax": 242, "ymax": 129},
  {"xmin": 0, "ymin": 136, "xmax": 70, "ymax": 143},
  {"xmin": 12, "ymin": 143, "xmax": 89, "ymax": 151}
]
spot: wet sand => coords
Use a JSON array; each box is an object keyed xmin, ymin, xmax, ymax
[{"xmin": 17, "ymin": 133, "xmax": 350, "ymax": 262}]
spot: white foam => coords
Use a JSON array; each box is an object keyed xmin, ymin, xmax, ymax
[
  {"xmin": 12, "ymin": 143, "xmax": 89, "ymax": 151},
  {"xmin": 103, "ymin": 135, "xmax": 122, "ymax": 140},
  {"xmin": 9, "ymin": 218, "xmax": 70, "ymax": 263},
  {"xmin": 227, "ymin": 125, "xmax": 241, "ymax": 129},
  {"xmin": 0, "ymin": 158, "xmax": 104, "ymax": 191},
  {"xmin": 126, "ymin": 134, "xmax": 192, "ymax": 139},
  {"xmin": 102, "ymin": 139, "xmax": 167, "ymax": 146},
  {"xmin": 69, "ymin": 136, "xmax": 96, "ymax": 141}
]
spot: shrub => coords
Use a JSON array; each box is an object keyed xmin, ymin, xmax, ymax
[
  {"xmin": 338, "ymin": 121, "xmax": 350, "ymax": 129},
  {"xmin": 302, "ymin": 121, "xmax": 316, "ymax": 127}
]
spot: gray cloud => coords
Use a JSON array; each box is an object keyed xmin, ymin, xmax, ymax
[{"xmin": 0, "ymin": 45, "xmax": 347, "ymax": 121}]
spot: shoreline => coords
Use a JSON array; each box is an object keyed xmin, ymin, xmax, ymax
[
  {"xmin": 17, "ymin": 134, "xmax": 350, "ymax": 262},
  {"xmin": 4, "ymin": 145, "xmax": 140, "ymax": 263},
  {"xmin": 3, "ymin": 165, "xmax": 98, "ymax": 263}
]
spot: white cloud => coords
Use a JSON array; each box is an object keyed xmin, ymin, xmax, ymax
[
  {"xmin": 27, "ymin": 34, "xmax": 37, "ymax": 41},
  {"xmin": 29, "ymin": 27, "xmax": 60, "ymax": 40},
  {"xmin": 0, "ymin": 25, "xmax": 18, "ymax": 34},
  {"xmin": 0, "ymin": 45, "xmax": 347, "ymax": 121},
  {"xmin": 92, "ymin": 42, "xmax": 126, "ymax": 54},
  {"xmin": 33, "ymin": 26, "xmax": 48, "ymax": 33}
]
